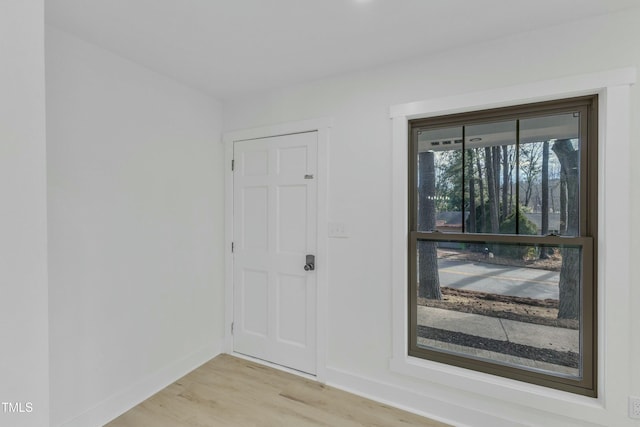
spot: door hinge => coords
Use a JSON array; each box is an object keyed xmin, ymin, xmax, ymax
[
  {"xmin": 231, "ymin": 322, "xmax": 234, "ymax": 334},
  {"xmin": 231, "ymin": 242, "xmax": 234, "ymax": 252},
  {"xmin": 231, "ymin": 159, "xmax": 235, "ymax": 171}
]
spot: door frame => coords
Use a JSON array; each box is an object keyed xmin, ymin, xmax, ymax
[{"xmin": 223, "ymin": 117, "xmax": 331, "ymax": 381}]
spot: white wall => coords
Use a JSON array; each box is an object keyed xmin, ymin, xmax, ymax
[
  {"xmin": 223, "ymin": 8, "xmax": 640, "ymax": 427},
  {"xmin": 0, "ymin": 2, "xmax": 49, "ymax": 427},
  {"xmin": 46, "ymin": 28, "xmax": 225, "ymax": 427}
]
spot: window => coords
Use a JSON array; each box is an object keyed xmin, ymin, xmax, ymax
[{"xmin": 408, "ymin": 96, "xmax": 597, "ymax": 396}]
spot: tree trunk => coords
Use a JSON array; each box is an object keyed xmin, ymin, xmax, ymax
[
  {"xmin": 476, "ymin": 150, "xmax": 486, "ymax": 232},
  {"xmin": 524, "ymin": 181, "xmax": 533, "ymax": 208},
  {"xmin": 485, "ymin": 147, "xmax": 500, "ymax": 233},
  {"xmin": 552, "ymin": 139, "xmax": 579, "ymax": 319},
  {"xmin": 508, "ymin": 160, "xmax": 514, "ymax": 216},
  {"xmin": 560, "ymin": 169, "xmax": 567, "ymax": 234},
  {"xmin": 493, "ymin": 147, "xmax": 500, "ymax": 219},
  {"xmin": 418, "ymin": 151, "xmax": 442, "ymax": 300},
  {"xmin": 502, "ymin": 145, "xmax": 509, "ymax": 221},
  {"xmin": 540, "ymin": 140, "xmax": 550, "ymax": 258},
  {"xmin": 467, "ymin": 150, "xmax": 477, "ymax": 233}
]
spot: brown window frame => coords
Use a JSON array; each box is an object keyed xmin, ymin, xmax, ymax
[{"xmin": 408, "ymin": 95, "xmax": 598, "ymax": 397}]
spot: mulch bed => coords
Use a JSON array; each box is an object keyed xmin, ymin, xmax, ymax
[{"xmin": 419, "ymin": 287, "xmax": 579, "ymax": 330}]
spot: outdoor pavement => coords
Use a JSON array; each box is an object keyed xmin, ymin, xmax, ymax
[
  {"xmin": 417, "ymin": 306, "xmax": 578, "ymax": 353},
  {"xmin": 417, "ymin": 306, "xmax": 580, "ymax": 375},
  {"xmin": 419, "ymin": 257, "xmax": 580, "ymax": 374},
  {"xmin": 438, "ymin": 258, "xmax": 560, "ymax": 299}
]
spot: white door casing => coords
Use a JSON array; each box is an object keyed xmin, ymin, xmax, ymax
[{"xmin": 232, "ymin": 131, "xmax": 318, "ymax": 374}]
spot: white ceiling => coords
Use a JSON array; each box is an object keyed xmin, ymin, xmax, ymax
[{"xmin": 46, "ymin": 0, "xmax": 640, "ymax": 100}]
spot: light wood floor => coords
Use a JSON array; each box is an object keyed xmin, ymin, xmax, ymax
[{"xmin": 105, "ymin": 354, "xmax": 450, "ymax": 426}]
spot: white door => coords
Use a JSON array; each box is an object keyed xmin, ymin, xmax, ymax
[{"xmin": 233, "ymin": 131, "xmax": 317, "ymax": 375}]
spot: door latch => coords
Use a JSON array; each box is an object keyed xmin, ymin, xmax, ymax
[{"xmin": 304, "ymin": 254, "xmax": 315, "ymax": 271}]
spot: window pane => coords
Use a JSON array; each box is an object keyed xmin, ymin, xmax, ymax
[
  {"xmin": 415, "ymin": 239, "xmax": 582, "ymax": 379},
  {"xmin": 416, "ymin": 127, "xmax": 463, "ymax": 232},
  {"xmin": 465, "ymin": 121, "xmax": 517, "ymax": 234},
  {"xmin": 520, "ymin": 113, "xmax": 581, "ymax": 237}
]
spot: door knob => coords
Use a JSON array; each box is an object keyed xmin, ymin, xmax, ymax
[{"xmin": 304, "ymin": 254, "xmax": 315, "ymax": 271}]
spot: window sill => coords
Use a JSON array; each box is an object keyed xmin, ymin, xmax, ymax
[{"xmin": 393, "ymin": 354, "xmax": 600, "ymax": 405}]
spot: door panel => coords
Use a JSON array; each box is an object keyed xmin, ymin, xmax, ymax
[
  {"xmin": 277, "ymin": 273, "xmax": 307, "ymax": 345},
  {"xmin": 242, "ymin": 186, "xmax": 268, "ymax": 250},
  {"xmin": 278, "ymin": 185, "xmax": 307, "ymax": 253},
  {"xmin": 242, "ymin": 269, "xmax": 269, "ymax": 337},
  {"xmin": 233, "ymin": 131, "xmax": 317, "ymax": 375}
]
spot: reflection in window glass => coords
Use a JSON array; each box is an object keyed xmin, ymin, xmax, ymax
[
  {"xmin": 416, "ymin": 127, "xmax": 463, "ymax": 232},
  {"xmin": 465, "ymin": 121, "xmax": 516, "ymax": 235},
  {"xmin": 416, "ymin": 113, "xmax": 583, "ymax": 237},
  {"xmin": 520, "ymin": 113, "xmax": 581, "ymax": 237}
]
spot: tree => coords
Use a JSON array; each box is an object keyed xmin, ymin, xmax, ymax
[
  {"xmin": 475, "ymin": 149, "xmax": 486, "ymax": 232},
  {"xmin": 501, "ymin": 145, "xmax": 509, "ymax": 220},
  {"xmin": 433, "ymin": 149, "xmax": 463, "ymax": 212},
  {"xmin": 519, "ymin": 143, "xmax": 542, "ymax": 209},
  {"xmin": 559, "ymin": 169, "xmax": 567, "ymax": 234},
  {"xmin": 506, "ymin": 145, "xmax": 515, "ymax": 216},
  {"xmin": 485, "ymin": 147, "xmax": 500, "ymax": 233},
  {"xmin": 540, "ymin": 140, "xmax": 550, "ymax": 259},
  {"xmin": 552, "ymin": 139, "xmax": 580, "ymax": 319},
  {"xmin": 467, "ymin": 150, "xmax": 477, "ymax": 233},
  {"xmin": 496, "ymin": 207, "xmax": 538, "ymax": 259},
  {"xmin": 418, "ymin": 151, "xmax": 442, "ymax": 300},
  {"xmin": 493, "ymin": 146, "xmax": 500, "ymax": 216}
]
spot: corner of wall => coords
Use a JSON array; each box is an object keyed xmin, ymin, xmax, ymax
[{"xmin": 55, "ymin": 342, "xmax": 223, "ymax": 427}]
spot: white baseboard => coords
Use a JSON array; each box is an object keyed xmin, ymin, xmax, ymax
[
  {"xmin": 324, "ymin": 366, "xmax": 526, "ymax": 427},
  {"xmin": 56, "ymin": 342, "xmax": 223, "ymax": 427}
]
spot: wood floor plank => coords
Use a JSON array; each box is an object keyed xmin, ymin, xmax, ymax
[{"xmin": 105, "ymin": 354, "xmax": 451, "ymax": 427}]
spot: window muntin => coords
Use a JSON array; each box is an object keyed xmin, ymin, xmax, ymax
[{"xmin": 408, "ymin": 96, "xmax": 597, "ymax": 396}]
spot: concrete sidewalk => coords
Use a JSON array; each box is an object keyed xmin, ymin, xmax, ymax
[
  {"xmin": 417, "ymin": 306, "xmax": 578, "ymax": 353},
  {"xmin": 416, "ymin": 306, "xmax": 580, "ymax": 375}
]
